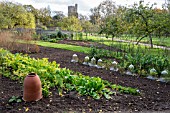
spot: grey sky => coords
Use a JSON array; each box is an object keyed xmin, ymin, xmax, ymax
[{"xmin": 0, "ymin": 0, "xmax": 166, "ymax": 16}]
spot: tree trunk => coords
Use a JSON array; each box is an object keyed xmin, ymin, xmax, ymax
[
  {"xmin": 110, "ymin": 35, "xmax": 114, "ymax": 51},
  {"xmin": 86, "ymin": 32, "xmax": 87, "ymax": 39},
  {"xmin": 112, "ymin": 34, "xmax": 115, "ymax": 42},
  {"xmin": 136, "ymin": 34, "xmax": 147, "ymax": 45},
  {"xmin": 149, "ymin": 34, "xmax": 153, "ymax": 48}
]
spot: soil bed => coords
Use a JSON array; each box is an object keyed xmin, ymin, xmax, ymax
[
  {"xmin": 0, "ymin": 41, "xmax": 170, "ymax": 113},
  {"xmin": 58, "ymin": 40, "xmax": 124, "ymax": 52}
]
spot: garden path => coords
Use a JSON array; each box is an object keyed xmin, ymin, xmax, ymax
[{"xmin": 112, "ymin": 38, "xmax": 170, "ymax": 50}]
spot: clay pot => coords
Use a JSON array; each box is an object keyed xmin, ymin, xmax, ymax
[{"xmin": 23, "ymin": 73, "xmax": 42, "ymax": 102}]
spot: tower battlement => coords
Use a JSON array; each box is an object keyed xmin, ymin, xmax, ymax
[{"xmin": 68, "ymin": 4, "xmax": 78, "ymax": 18}]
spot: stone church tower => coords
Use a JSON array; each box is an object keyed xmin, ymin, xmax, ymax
[{"xmin": 68, "ymin": 4, "xmax": 78, "ymax": 18}]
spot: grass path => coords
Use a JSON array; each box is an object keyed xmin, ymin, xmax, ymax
[
  {"xmin": 36, "ymin": 41, "xmax": 91, "ymax": 53},
  {"xmin": 111, "ymin": 38, "xmax": 170, "ymax": 50},
  {"xmin": 83, "ymin": 35, "xmax": 170, "ymax": 49},
  {"xmin": 84, "ymin": 35, "xmax": 170, "ymax": 47}
]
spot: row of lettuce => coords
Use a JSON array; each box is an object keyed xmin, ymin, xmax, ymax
[
  {"xmin": 0, "ymin": 48, "xmax": 139, "ymax": 99},
  {"xmin": 88, "ymin": 46, "xmax": 170, "ymax": 79}
]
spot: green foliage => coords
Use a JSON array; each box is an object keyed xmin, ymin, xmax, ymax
[
  {"xmin": 9, "ymin": 96, "xmax": 22, "ymax": 103},
  {"xmin": 88, "ymin": 46, "xmax": 115, "ymax": 61},
  {"xmin": 40, "ymin": 31, "xmax": 68, "ymax": 42},
  {"xmin": 40, "ymin": 25, "xmax": 47, "ymax": 30},
  {"xmin": 111, "ymin": 84, "xmax": 140, "ymax": 95},
  {"xmin": 0, "ymin": 48, "xmax": 140, "ymax": 99},
  {"xmin": 124, "ymin": 53, "xmax": 170, "ymax": 77},
  {"xmin": 40, "ymin": 35, "xmax": 48, "ymax": 40},
  {"xmin": 75, "ymin": 32, "xmax": 83, "ymax": 40},
  {"xmin": 99, "ymin": 16, "xmax": 122, "ymax": 39},
  {"xmin": 60, "ymin": 16, "xmax": 82, "ymax": 32},
  {"xmin": 0, "ymin": 50, "xmax": 62, "ymax": 97},
  {"xmin": 63, "ymin": 74, "xmax": 107, "ymax": 99},
  {"xmin": 38, "ymin": 8, "xmax": 52, "ymax": 27},
  {"xmin": 0, "ymin": 2, "xmax": 35, "ymax": 29},
  {"xmin": 81, "ymin": 20, "xmax": 93, "ymax": 33},
  {"xmin": 87, "ymin": 42, "xmax": 170, "ymax": 77},
  {"xmin": 124, "ymin": 1, "xmax": 170, "ymax": 47},
  {"xmin": 57, "ymin": 31, "xmax": 63, "ymax": 38}
]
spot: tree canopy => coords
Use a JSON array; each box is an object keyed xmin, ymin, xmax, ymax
[
  {"xmin": 60, "ymin": 16, "xmax": 82, "ymax": 32},
  {"xmin": 89, "ymin": 0, "xmax": 170, "ymax": 47},
  {"xmin": 0, "ymin": 2, "xmax": 35, "ymax": 29},
  {"xmin": 1, "ymin": 0, "xmax": 170, "ymax": 44},
  {"xmin": 124, "ymin": 1, "xmax": 170, "ymax": 47}
]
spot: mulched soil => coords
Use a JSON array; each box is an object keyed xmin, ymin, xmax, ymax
[
  {"xmin": 0, "ymin": 40, "xmax": 170, "ymax": 113},
  {"xmin": 58, "ymin": 40, "xmax": 124, "ymax": 52}
]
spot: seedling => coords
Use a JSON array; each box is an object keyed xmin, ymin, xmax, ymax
[{"xmin": 9, "ymin": 96, "xmax": 22, "ymax": 103}]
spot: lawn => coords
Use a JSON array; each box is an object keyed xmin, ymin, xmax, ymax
[
  {"xmin": 116, "ymin": 35, "xmax": 170, "ymax": 47},
  {"xmin": 35, "ymin": 41, "xmax": 91, "ymax": 54}
]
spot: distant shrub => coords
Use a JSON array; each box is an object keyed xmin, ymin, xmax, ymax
[
  {"xmin": 63, "ymin": 33, "xmax": 68, "ymax": 39},
  {"xmin": 70, "ymin": 33, "xmax": 74, "ymax": 40},
  {"xmin": 57, "ymin": 31, "xmax": 63, "ymax": 38},
  {"xmin": 40, "ymin": 30, "xmax": 70, "ymax": 42},
  {"xmin": 40, "ymin": 35, "xmax": 48, "ymax": 40},
  {"xmin": 78, "ymin": 32, "xmax": 83, "ymax": 40},
  {"xmin": 50, "ymin": 34, "xmax": 57, "ymax": 38}
]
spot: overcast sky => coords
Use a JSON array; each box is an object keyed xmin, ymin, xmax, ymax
[{"xmin": 0, "ymin": 0, "xmax": 167, "ymax": 16}]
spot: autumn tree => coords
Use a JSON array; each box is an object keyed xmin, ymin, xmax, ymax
[
  {"xmin": 90, "ymin": 0, "xmax": 117, "ymax": 24},
  {"xmin": 89, "ymin": 0, "xmax": 117, "ymax": 36},
  {"xmin": 23, "ymin": 5, "xmax": 40, "ymax": 24},
  {"xmin": 125, "ymin": 1, "xmax": 158, "ymax": 48},
  {"xmin": 99, "ymin": 12, "xmax": 124, "ymax": 41},
  {"xmin": 99, "ymin": 5, "xmax": 126, "ymax": 40},
  {"xmin": 98, "ymin": 0, "xmax": 116, "ymax": 18},
  {"xmin": 153, "ymin": 8, "xmax": 170, "ymax": 38},
  {"xmin": 0, "ymin": 2, "xmax": 35, "ymax": 29},
  {"xmin": 60, "ymin": 16, "xmax": 82, "ymax": 32},
  {"xmin": 89, "ymin": 7, "xmax": 101, "ymax": 25},
  {"xmin": 24, "ymin": 5, "xmax": 53, "ymax": 27},
  {"xmin": 0, "ymin": 4, "xmax": 9, "ymax": 28},
  {"xmin": 53, "ymin": 11, "xmax": 65, "ymax": 21},
  {"xmin": 81, "ymin": 20, "xmax": 93, "ymax": 37},
  {"xmin": 52, "ymin": 11, "xmax": 65, "ymax": 27},
  {"xmin": 79, "ymin": 14, "xmax": 88, "ymax": 21},
  {"xmin": 38, "ymin": 7, "xmax": 52, "ymax": 27}
]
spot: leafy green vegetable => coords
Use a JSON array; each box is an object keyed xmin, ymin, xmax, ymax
[
  {"xmin": 9, "ymin": 96, "xmax": 22, "ymax": 103},
  {"xmin": 0, "ymin": 48, "xmax": 140, "ymax": 99}
]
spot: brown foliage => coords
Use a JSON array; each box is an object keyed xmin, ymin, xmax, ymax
[{"xmin": 0, "ymin": 30, "xmax": 39, "ymax": 53}]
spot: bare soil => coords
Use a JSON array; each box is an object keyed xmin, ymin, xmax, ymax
[
  {"xmin": 58, "ymin": 40, "xmax": 124, "ymax": 52},
  {"xmin": 0, "ymin": 40, "xmax": 170, "ymax": 113}
]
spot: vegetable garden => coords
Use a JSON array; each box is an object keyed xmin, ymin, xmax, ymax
[
  {"xmin": 0, "ymin": 0, "xmax": 170, "ymax": 112},
  {"xmin": 0, "ymin": 31, "xmax": 170, "ymax": 112}
]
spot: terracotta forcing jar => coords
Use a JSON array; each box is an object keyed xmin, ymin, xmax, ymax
[{"xmin": 23, "ymin": 73, "xmax": 42, "ymax": 102}]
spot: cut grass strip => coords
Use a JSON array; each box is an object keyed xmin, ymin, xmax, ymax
[{"xmin": 36, "ymin": 41, "xmax": 91, "ymax": 54}]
